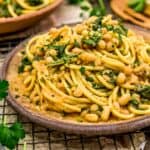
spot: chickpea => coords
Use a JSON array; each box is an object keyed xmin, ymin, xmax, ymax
[
  {"xmin": 84, "ymin": 113, "xmax": 99, "ymax": 122},
  {"xmin": 112, "ymin": 38, "xmax": 119, "ymax": 46},
  {"xmin": 118, "ymin": 93, "xmax": 131, "ymax": 106},
  {"xmin": 49, "ymin": 49, "xmax": 57, "ymax": 56},
  {"xmin": 130, "ymin": 74, "xmax": 138, "ymax": 84},
  {"xmin": 103, "ymin": 33, "xmax": 112, "ymax": 41},
  {"xmin": 90, "ymin": 104, "xmax": 99, "ymax": 112},
  {"xmin": 101, "ymin": 28, "xmax": 107, "ymax": 34},
  {"xmin": 72, "ymin": 48, "xmax": 82, "ymax": 54},
  {"xmin": 98, "ymin": 40, "xmax": 106, "ymax": 49},
  {"xmin": 101, "ymin": 106, "xmax": 110, "ymax": 121},
  {"xmin": 106, "ymin": 41, "xmax": 115, "ymax": 51},
  {"xmin": 82, "ymin": 30, "xmax": 88, "ymax": 37},
  {"xmin": 79, "ymin": 53, "xmax": 96, "ymax": 63},
  {"xmin": 46, "ymin": 57, "xmax": 53, "ymax": 63},
  {"xmin": 123, "ymin": 66, "xmax": 132, "ymax": 75},
  {"xmin": 73, "ymin": 86, "xmax": 83, "ymax": 97},
  {"xmin": 117, "ymin": 72, "xmax": 126, "ymax": 85},
  {"xmin": 85, "ymin": 70, "xmax": 91, "ymax": 76},
  {"xmin": 75, "ymin": 24, "xmax": 85, "ymax": 34}
]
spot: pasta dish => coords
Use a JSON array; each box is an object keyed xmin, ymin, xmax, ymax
[
  {"xmin": 0, "ymin": 0, "xmax": 54, "ymax": 18},
  {"xmin": 8, "ymin": 15, "xmax": 150, "ymax": 123}
]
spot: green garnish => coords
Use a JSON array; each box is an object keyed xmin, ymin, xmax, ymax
[
  {"xmin": 68, "ymin": 0, "xmax": 106, "ymax": 17},
  {"xmin": 26, "ymin": 0, "xmax": 43, "ymax": 6},
  {"xmin": 0, "ymin": 80, "xmax": 25, "ymax": 149},
  {"xmin": 92, "ymin": 83, "xmax": 104, "ymax": 89},
  {"xmin": 48, "ymin": 45, "xmax": 67, "ymax": 58},
  {"xmin": 129, "ymin": 99, "xmax": 139, "ymax": 108},
  {"xmin": 137, "ymin": 85, "xmax": 150, "ymax": 99},
  {"xmin": 0, "ymin": 122, "xmax": 25, "ymax": 150},
  {"xmin": 80, "ymin": 66, "xmax": 86, "ymax": 74},
  {"xmin": 0, "ymin": 2, "xmax": 10, "ymax": 17},
  {"xmin": 86, "ymin": 76, "xmax": 94, "ymax": 82},
  {"xmin": 0, "ymin": 80, "xmax": 9, "ymax": 101},
  {"xmin": 49, "ymin": 54, "xmax": 77, "ymax": 67},
  {"xmin": 18, "ymin": 57, "xmax": 32, "ymax": 73},
  {"xmin": 74, "ymin": 40, "xmax": 80, "ymax": 48},
  {"xmin": 128, "ymin": 0, "xmax": 145, "ymax": 12},
  {"xmin": 83, "ymin": 32, "xmax": 101, "ymax": 47}
]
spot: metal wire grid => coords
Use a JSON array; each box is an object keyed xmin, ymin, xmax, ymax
[{"xmin": 0, "ymin": 40, "xmax": 149, "ymax": 150}]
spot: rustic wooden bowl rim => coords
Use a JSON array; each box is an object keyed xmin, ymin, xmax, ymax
[
  {"xmin": 0, "ymin": 0, "xmax": 63, "ymax": 23},
  {"xmin": 1, "ymin": 32, "xmax": 150, "ymax": 136}
]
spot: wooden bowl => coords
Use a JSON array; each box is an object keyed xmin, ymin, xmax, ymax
[
  {"xmin": 0, "ymin": 0, "xmax": 63, "ymax": 34},
  {"xmin": 0, "ymin": 30, "xmax": 150, "ymax": 136}
]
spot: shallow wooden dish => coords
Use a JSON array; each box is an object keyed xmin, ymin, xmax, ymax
[
  {"xmin": 1, "ymin": 28, "xmax": 150, "ymax": 136},
  {"xmin": 0, "ymin": 0, "xmax": 63, "ymax": 34},
  {"xmin": 110, "ymin": 0, "xmax": 150, "ymax": 29}
]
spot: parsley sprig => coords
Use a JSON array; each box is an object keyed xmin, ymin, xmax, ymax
[
  {"xmin": 0, "ymin": 80, "xmax": 25, "ymax": 150},
  {"xmin": 0, "ymin": 80, "xmax": 9, "ymax": 101},
  {"xmin": 68, "ymin": 0, "xmax": 106, "ymax": 17},
  {"xmin": 0, "ymin": 122, "xmax": 25, "ymax": 150}
]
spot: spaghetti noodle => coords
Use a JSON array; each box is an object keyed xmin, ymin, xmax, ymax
[
  {"xmin": 9, "ymin": 15, "xmax": 150, "ymax": 123},
  {"xmin": 0, "ymin": 0, "xmax": 54, "ymax": 18}
]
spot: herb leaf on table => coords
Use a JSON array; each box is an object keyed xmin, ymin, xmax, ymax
[{"xmin": 0, "ymin": 80, "xmax": 25, "ymax": 150}]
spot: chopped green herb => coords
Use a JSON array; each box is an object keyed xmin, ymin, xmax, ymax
[
  {"xmin": 26, "ymin": 0, "xmax": 43, "ymax": 6},
  {"xmin": 129, "ymin": 99, "xmax": 139, "ymax": 108},
  {"xmin": 128, "ymin": 0, "xmax": 145, "ymax": 12},
  {"xmin": 92, "ymin": 16, "xmax": 103, "ymax": 30},
  {"xmin": 48, "ymin": 45, "xmax": 67, "ymax": 58},
  {"xmin": 86, "ymin": 76, "xmax": 94, "ymax": 82},
  {"xmin": 18, "ymin": 57, "xmax": 31, "ymax": 73},
  {"xmin": 137, "ymin": 85, "xmax": 150, "ymax": 99},
  {"xmin": 68, "ymin": 0, "xmax": 83, "ymax": 4},
  {"xmin": 92, "ymin": 83, "xmax": 104, "ymax": 89},
  {"xmin": 83, "ymin": 32, "xmax": 101, "ymax": 47},
  {"xmin": 33, "ymin": 56, "xmax": 43, "ymax": 61},
  {"xmin": 74, "ymin": 40, "xmax": 80, "ymax": 48},
  {"xmin": 0, "ymin": 122, "xmax": 25, "ymax": 150},
  {"xmin": 80, "ymin": 66, "xmax": 86, "ymax": 74},
  {"xmin": 0, "ymin": 80, "xmax": 9, "ymax": 101},
  {"xmin": 49, "ymin": 54, "xmax": 77, "ymax": 67}
]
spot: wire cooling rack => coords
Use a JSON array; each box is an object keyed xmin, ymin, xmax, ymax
[{"xmin": 0, "ymin": 39, "xmax": 150, "ymax": 150}]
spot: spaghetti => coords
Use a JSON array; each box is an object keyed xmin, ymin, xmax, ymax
[
  {"xmin": 0, "ymin": 0, "xmax": 54, "ymax": 18},
  {"xmin": 9, "ymin": 15, "xmax": 150, "ymax": 123}
]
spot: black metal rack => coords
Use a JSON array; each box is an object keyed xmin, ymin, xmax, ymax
[{"xmin": 0, "ymin": 39, "xmax": 149, "ymax": 150}]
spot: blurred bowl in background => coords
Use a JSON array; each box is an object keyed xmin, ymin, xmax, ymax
[{"xmin": 0, "ymin": 0, "xmax": 63, "ymax": 34}]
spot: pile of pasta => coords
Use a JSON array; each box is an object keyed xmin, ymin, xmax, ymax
[
  {"xmin": 12, "ymin": 15, "xmax": 150, "ymax": 123},
  {"xmin": 0, "ymin": 0, "xmax": 54, "ymax": 18}
]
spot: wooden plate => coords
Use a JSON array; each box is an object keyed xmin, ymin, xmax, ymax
[
  {"xmin": 1, "ymin": 28, "xmax": 150, "ymax": 136},
  {"xmin": 110, "ymin": 0, "xmax": 150, "ymax": 29},
  {"xmin": 0, "ymin": 0, "xmax": 63, "ymax": 34}
]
